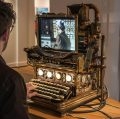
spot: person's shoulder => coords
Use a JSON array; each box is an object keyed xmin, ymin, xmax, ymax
[
  {"xmin": 0, "ymin": 63, "xmax": 23, "ymax": 82},
  {"xmin": 0, "ymin": 64, "xmax": 25, "ymax": 93}
]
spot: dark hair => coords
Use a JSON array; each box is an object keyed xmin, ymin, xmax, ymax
[
  {"xmin": 0, "ymin": 1, "xmax": 16, "ymax": 37},
  {"xmin": 59, "ymin": 21, "xmax": 65, "ymax": 31}
]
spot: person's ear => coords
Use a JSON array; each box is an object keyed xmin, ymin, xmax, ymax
[{"xmin": 1, "ymin": 30, "xmax": 9, "ymax": 42}]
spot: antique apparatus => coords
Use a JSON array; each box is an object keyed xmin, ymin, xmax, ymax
[{"xmin": 24, "ymin": 3, "xmax": 108, "ymax": 115}]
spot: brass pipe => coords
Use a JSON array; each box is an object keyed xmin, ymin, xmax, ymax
[{"xmin": 100, "ymin": 35, "xmax": 105, "ymax": 101}]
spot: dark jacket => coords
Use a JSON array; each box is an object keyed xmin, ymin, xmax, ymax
[
  {"xmin": 55, "ymin": 31, "xmax": 71, "ymax": 50},
  {"xmin": 0, "ymin": 55, "xmax": 29, "ymax": 119}
]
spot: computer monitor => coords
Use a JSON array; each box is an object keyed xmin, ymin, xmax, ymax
[{"xmin": 37, "ymin": 14, "xmax": 77, "ymax": 52}]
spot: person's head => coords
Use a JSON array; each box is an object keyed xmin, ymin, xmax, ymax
[
  {"xmin": 0, "ymin": 0, "xmax": 16, "ymax": 52},
  {"xmin": 58, "ymin": 21, "xmax": 65, "ymax": 32}
]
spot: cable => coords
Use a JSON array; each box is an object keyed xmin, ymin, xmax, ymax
[
  {"xmin": 85, "ymin": 104, "xmax": 113, "ymax": 119},
  {"xmin": 106, "ymin": 103, "xmax": 120, "ymax": 109},
  {"xmin": 69, "ymin": 100, "xmax": 106, "ymax": 113},
  {"xmin": 97, "ymin": 110, "xmax": 113, "ymax": 119},
  {"xmin": 66, "ymin": 113, "xmax": 87, "ymax": 119},
  {"xmin": 69, "ymin": 87, "xmax": 108, "ymax": 114},
  {"xmin": 69, "ymin": 105, "xmax": 112, "ymax": 119},
  {"xmin": 66, "ymin": 94, "xmax": 114, "ymax": 119},
  {"xmin": 68, "ymin": 98, "xmax": 113, "ymax": 119}
]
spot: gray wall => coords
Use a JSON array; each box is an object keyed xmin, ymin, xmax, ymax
[{"xmin": 104, "ymin": 0, "xmax": 120, "ymax": 101}]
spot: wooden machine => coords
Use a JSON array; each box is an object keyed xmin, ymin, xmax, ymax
[{"xmin": 24, "ymin": 3, "xmax": 108, "ymax": 115}]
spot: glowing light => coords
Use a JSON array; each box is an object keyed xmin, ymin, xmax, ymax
[
  {"xmin": 55, "ymin": 72, "xmax": 61, "ymax": 79},
  {"xmin": 37, "ymin": 69, "xmax": 44, "ymax": 76},
  {"xmin": 47, "ymin": 71, "xmax": 52, "ymax": 78},
  {"xmin": 66, "ymin": 74, "xmax": 72, "ymax": 82}
]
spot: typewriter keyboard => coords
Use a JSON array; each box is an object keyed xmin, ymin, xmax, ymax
[{"xmin": 30, "ymin": 79, "xmax": 74, "ymax": 103}]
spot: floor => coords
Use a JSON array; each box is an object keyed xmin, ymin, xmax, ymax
[
  {"xmin": 13, "ymin": 65, "xmax": 34, "ymax": 83},
  {"xmin": 29, "ymin": 114, "xmax": 44, "ymax": 119}
]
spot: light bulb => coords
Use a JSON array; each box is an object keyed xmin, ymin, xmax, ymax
[
  {"xmin": 37, "ymin": 69, "xmax": 43, "ymax": 76},
  {"xmin": 47, "ymin": 71, "xmax": 52, "ymax": 78},
  {"xmin": 66, "ymin": 74, "xmax": 72, "ymax": 82},
  {"xmin": 55, "ymin": 72, "xmax": 61, "ymax": 79}
]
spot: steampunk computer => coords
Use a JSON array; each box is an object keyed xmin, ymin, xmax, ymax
[{"xmin": 24, "ymin": 3, "xmax": 108, "ymax": 115}]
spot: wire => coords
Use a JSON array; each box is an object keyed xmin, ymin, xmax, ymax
[
  {"xmin": 85, "ymin": 104, "xmax": 113, "ymax": 119},
  {"xmin": 97, "ymin": 110, "xmax": 112, "ymax": 119},
  {"xmin": 66, "ymin": 113, "xmax": 87, "ymax": 119},
  {"xmin": 69, "ymin": 100, "xmax": 106, "ymax": 113},
  {"xmin": 69, "ymin": 99, "xmax": 113, "ymax": 119},
  {"xmin": 69, "ymin": 106, "xmax": 112, "ymax": 119},
  {"xmin": 106, "ymin": 103, "xmax": 120, "ymax": 109},
  {"xmin": 69, "ymin": 87, "xmax": 108, "ymax": 114}
]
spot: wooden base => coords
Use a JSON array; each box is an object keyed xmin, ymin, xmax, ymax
[{"xmin": 28, "ymin": 90, "xmax": 104, "ymax": 115}]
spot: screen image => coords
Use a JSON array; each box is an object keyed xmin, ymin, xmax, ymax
[{"xmin": 38, "ymin": 16, "xmax": 76, "ymax": 52}]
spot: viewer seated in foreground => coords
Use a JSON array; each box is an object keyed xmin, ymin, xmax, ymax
[{"xmin": 0, "ymin": 1, "xmax": 37, "ymax": 119}]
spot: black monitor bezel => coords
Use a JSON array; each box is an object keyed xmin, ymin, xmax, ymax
[{"xmin": 37, "ymin": 14, "xmax": 78, "ymax": 53}]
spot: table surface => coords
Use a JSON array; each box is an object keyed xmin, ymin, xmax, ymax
[{"xmin": 28, "ymin": 98, "xmax": 120, "ymax": 119}]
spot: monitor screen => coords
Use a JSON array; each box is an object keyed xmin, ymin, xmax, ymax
[{"xmin": 37, "ymin": 15, "xmax": 76, "ymax": 52}]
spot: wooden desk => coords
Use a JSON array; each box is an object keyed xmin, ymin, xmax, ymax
[{"xmin": 28, "ymin": 98, "xmax": 120, "ymax": 119}]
